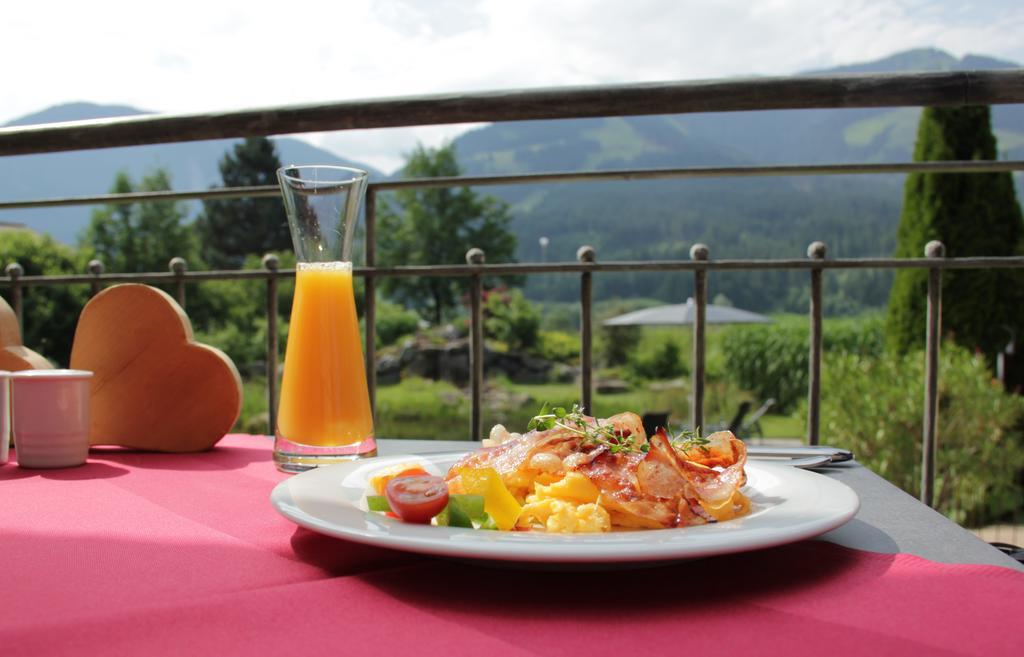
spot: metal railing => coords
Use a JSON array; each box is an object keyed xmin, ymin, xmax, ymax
[
  {"xmin": 5, "ymin": 174, "xmax": 1024, "ymax": 508},
  {"xmin": 3, "ymin": 70, "xmax": 1024, "ymax": 510}
]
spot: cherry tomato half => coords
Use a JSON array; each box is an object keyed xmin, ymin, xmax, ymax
[{"xmin": 385, "ymin": 475, "xmax": 450, "ymax": 524}]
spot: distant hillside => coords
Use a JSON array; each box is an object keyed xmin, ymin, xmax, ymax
[
  {"xmin": 803, "ymin": 47, "xmax": 1021, "ymax": 74},
  {"xmin": 444, "ymin": 48, "xmax": 1023, "ymax": 312},
  {"xmin": 1, "ymin": 48, "xmax": 1021, "ymax": 315},
  {"xmin": 3, "ymin": 103, "xmax": 154, "ymax": 127},
  {"xmin": 457, "ymin": 48, "xmax": 1024, "ymax": 174},
  {"xmin": 0, "ymin": 103, "xmax": 383, "ymax": 242}
]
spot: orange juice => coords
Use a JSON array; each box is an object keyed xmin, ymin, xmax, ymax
[{"xmin": 277, "ymin": 261, "xmax": 373, "ymax": 446}]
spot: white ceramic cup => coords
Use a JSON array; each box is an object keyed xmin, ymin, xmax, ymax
[
  {"xmin": 0, "ymin": 371, "xmax": 10, "ymax": 464},
  {"xmin": 11, "ymin": 369, "xmax": 93, "ymax": 469}
]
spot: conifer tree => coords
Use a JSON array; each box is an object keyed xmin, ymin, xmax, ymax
[
  {"xmin": 196, "ymin": 137, "xmax": 288, "ymax": 268},
  {"xmin": 886, "ymin": 106, "xmax": 1024, "ymax": 358}
]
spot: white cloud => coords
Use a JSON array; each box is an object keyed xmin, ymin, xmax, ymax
[
  {"xmin": 300, "ymin": 124, "xmax": 488, "ymax": 174},
  {"xmin": 1, "ymin": 0, "xmax": 1022, "ymax": 174}
]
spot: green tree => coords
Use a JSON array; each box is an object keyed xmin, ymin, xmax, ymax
[
  {"xmin": 196, "ymin": 137, "xmax": 288, "ymax": 268},
  {"xmin": 80, "ymin": 169, "xmax": 201, "ymax": 273},
  {"xmin": 77, "ymin": 168, "xmax": 240, "ymax": 334},
  {"xmin": 0, "ymin": 229, "xmax": 87, "ymax": 365},
  {"xmin": 886, "ymin": 106, "xmax": 1024, "ymax": 358},
  {"xmin": 377, "ymin": 144, "xmax": 518, "ymax": 325}
]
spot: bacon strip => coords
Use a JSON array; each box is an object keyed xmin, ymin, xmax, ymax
[
  {"xmin": 446, "ymin": 416, "xmax": 748, "ymax": 530},
  {"xmin": 446, "ymin": 428, "xmax": 573, "ymax": 479},
  {"xmin": 672, "ymin": 431, "xmax": 748, "ymax": 505}
]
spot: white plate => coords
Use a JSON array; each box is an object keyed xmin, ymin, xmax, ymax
[{"xmin": 270, "ymin": 452, "xmax": 859, "ymax": 565}]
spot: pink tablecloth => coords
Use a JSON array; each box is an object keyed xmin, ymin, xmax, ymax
[{"xmin": 2, "ymin": 435, "xmax": 1022, "ymax": 657}]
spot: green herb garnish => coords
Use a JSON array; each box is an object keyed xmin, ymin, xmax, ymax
[
  {"xmin": 670, "ymin": 425, "xmax": 711, "ymax": 452},
  {"xmin": 527, "ymin": 402, "xmax": 645, "ymax": 454}
]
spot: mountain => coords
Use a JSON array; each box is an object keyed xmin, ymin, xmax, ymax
[
  {"xmin": 3, "ymin": 103, "xmax": 153, "ymax": 127},
  {"xmin": 1, "ymin": 48, "xmax": 1021, "ymax": 314},
  {"xmin": 445, "ymin": 48, "xmax": 1023, "ymax": 311},
  {"xmin": 804, "ymin": 47, "xmax": 1020, "ymax": 74},
  {"xmin": 457, "ymin": 48, "xmax": 1024, "ymax": 174},
  {"xmin": 0, "ymin": 103, "xmax": 383, "ymax": 242}
]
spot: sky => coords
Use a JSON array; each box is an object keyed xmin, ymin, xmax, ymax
[{"xmin": 3, "ymin": 0, "xmax": 1023, "ymax": 174}]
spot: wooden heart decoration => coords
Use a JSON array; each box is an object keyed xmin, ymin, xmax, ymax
[
  {"xmin": 0, "ymin": 295, "xmax": 52, "ymax": 371},
  {"xmin": 70, "ymin": 284, "xmax": 243, "ymax": 452}
]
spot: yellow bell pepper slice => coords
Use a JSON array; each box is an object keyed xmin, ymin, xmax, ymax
[{"xmin": 455, "ymin": 467, "xmax": 522, "ymax": 530}]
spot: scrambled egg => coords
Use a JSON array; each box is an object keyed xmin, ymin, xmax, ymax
[
  {"xmin": 512, "ymin": 468, "xmax": 748, "ymax": 531},
  {"xmin": 516, "ymin": 472, "xmax": 611, "ymax": 533},
  {"xmin": 368, "ymin": 461, "xmax": 428, "ymax": 495}
]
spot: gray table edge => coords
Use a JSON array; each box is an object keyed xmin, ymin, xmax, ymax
[{"xmin": 375, "ymin": 438, "xmax": 1023, "ymax": 572}]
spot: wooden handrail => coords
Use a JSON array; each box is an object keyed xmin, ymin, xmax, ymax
[{"xmin": 1, "ymin": 70, "xmax": 1022, "ymax": 156}]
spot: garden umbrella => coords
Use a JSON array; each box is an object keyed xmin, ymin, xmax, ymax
[{"xmin": 602, "ymin": 297, "xmax": 771, "ymax": 326}]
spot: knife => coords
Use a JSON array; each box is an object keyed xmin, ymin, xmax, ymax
[
  {"xmin": 749, "ymin": 453, "xmax": 834, "ymax": 469},
  {"xmin": 747, "ymin": 445, "xmax": 853, "ymax": 463}
]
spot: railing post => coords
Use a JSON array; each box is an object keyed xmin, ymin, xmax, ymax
[
  {"xmin": 169, "ymin": 257, "xmax": 187, "ymax": 308},
  {"xmin": 922, "ymin": 240, "xmax": 945, "ymax": 508},
  {"xmin": 262, "ymin": 254, "xmax": 280, "ymax": 437},
  {"xmin": 466, "ymin": 247, "xmax": 486, "ymax": 441},
  {"xmin": 87, "ymin": 259, "xmax": 105, "ymax": 297},
  {"xmin": 577, "ymin": 245, "xmax": 596, "ymax": 414},
  {"xmin": 807, "ymin": 241, "xmax": 827, "ymax": 445},
  {"xmin": 690, "ymin": 243, "xmax": 709, "ymax": 433},
  {"xmin": 5, "ymin": 263, "xmax": 24, "ymax": 334},
  {"xmin": 364, "ymin": 187, "xmax": 377, "ymax": 416}
]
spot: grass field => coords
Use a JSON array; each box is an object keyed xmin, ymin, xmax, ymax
[
  {"xmin": 758, "ymin": 413, "xmax": 804, "ymax": 439},
  {"xmin": 237, "ymin": 375, "xmax": 804, "ymax": 442}
]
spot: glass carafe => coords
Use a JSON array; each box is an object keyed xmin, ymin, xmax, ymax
[{"xmin": 274, "ymin": 165, "xmax": 374, "ymax": 472}]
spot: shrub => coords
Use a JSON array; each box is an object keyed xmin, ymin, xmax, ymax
[
  {"xmin": 533, "ymin": 330, "xmax": 580, "ymax": 364},
  {"xmin": 196, "ymin": 317, "xmax": 292, "ymax": 374},
  {"xmin": 720, "ymin": 323, "xmax": 807, "ymax": 412},
  {"xmin": 376, "ymin": 301, "xmax": 421, "ymax": 347},
  {"xmin": 190, "ymin": 250, "xmax": 296, "ymax": 370},
  {"xmin": 234, "ymin": 377, "xmax": 271, "ymax": 433},
  {"xmin": 628, "ymin": 333, "xmax": 687, "ymax": 381},
  {"xmin": 817, "ymin": 344, "xmax": 1024, "ymax": 526},
  {"xmin": 483, "ymin": 287, "xmax": 540, "ymax": 351},
  {"xmin": 0, "ymin": 229, "xmax": 88, "ymax": 365},
  {"xmin": 534, "ymin": 302, "xmax": 579, "ymax": 332},
  {"xmin": 599, "ymin": 325, "xmax": 642, "ymax": 366},
  {"xmin": 720, "ymin": 314, "xmax": 885, "ymax": 412}
]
